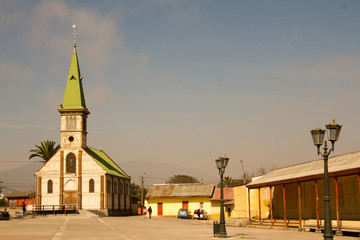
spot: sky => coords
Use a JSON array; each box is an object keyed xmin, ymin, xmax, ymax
[{"xmin": 1, "ymin": 0, "xmax": 360, "ymax": 182}]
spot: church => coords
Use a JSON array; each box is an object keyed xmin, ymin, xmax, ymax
[{"xmin": 35, "ymin": 29, "xmax": 132, "ymax": 216}]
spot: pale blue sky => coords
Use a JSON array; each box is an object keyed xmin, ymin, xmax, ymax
[{"xmin": 1, "ymin": 0, "xmax": 360, "ymax": 180}]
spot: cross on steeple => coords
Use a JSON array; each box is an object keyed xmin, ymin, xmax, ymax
[{"xmin": 72, "ymin": 24, "xmax": 78, "ymax": 47}]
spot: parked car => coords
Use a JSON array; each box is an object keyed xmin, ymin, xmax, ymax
[
  {"xmin": 199, "ymin": 209, "xmax": 208, "ymax": 220},
  {"xmin": 177, "ymin": 208, "xmax": 191, "ymax": 219},
  {"xmin": 193, "ymin": 209, "xmax": 208, "ymax": 220}
]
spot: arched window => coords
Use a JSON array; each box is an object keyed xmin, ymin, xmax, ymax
[
  {"xmin": 66, "ymin": 116, "xmax": 77, "ymax": 130},
  {"xmin": 120, "ymin": 182, "xmax": 123, "ymax": 194},
  {"xmin": 47, "ymin": 180, "xmax": 53, "ymax": 193},
  {"xmin": 66, "ymin": 117, "xmax": 70, "ymax": 129},
  {"xmin": 89, "ymin": 179, "xmax": 95, "ymax": 193},
  {"xmin": 66, "ymin": 152, "xmax": 76, "ymax": 173},
  {"xmin": 73, "ymin": 117, "xmax": 77, "ymax": 129}
]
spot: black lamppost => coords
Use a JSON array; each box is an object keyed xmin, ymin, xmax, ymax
[
  {"xmin": 215, "ymin": 155, "xmax": 230, "ymax": 238},
  {"xmin": 311, "ymin": 119, "xmax": 342, "ymax": 240}
]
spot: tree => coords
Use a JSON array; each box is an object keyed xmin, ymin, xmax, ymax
[
  {"xmin": 166, "ymin": 174, "xmax": 200, "ymax": 184},
  {"xmin": 257, "ymin": 167, "xmax": 268, "ymax": 176},
  {"xmin": 29, "ymin": 140, "xmax": 60, "ymax": 163},
  {"xmin": 217, "ymin": 176, "xmax": 245, "ymax": 188},
  {"xmin": 131, "ymin": 183, "xmax": 141, "ymax": 199},
  {"xmin": 131, "ymin": 183, "xmax": 148, "ymax": 200}
]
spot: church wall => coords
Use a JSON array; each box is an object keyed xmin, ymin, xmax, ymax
[
  {"xmin": 120, "ymin": 178, "xmax": 125, "ymax": 209},
  {"xmin": 126, "ymin": 180, "xmax": 131, "ymax": 209},
  {"xmin": 114, "ymin": 178, "xmax": 119, "ymax": 210},
  {"xmin": 36, "ymin": 148, "xmax": 132, "ymax": 213},
  {"xmin": 37, "ymin": 151, "xmax": 61, "ymax": 206},
  {"xmin": 107, "ymin": 177, "xmax": 113, "ymax": 210},
  {"xmin": 81, "ymin": 151, "xmax": 106, "ymax": 210}
]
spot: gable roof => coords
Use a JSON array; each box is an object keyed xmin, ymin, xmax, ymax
[
  {"xmin": 146, "ymin": 184, "xmax": 215, "ymax": 198},
  {"xmin": 247, "ymin": 151, "xmax": 360, "ymax": 189},
  {"xmin": 210, "ymin": 188, "xmax": 234, "ymax": 201},
  {"xmin": 6, "ymin": 191, "xmax": 33, "ymax": 198},
  {"xmin": 85, "ymin": 147, "xmax": 130, "ymax": 179}
]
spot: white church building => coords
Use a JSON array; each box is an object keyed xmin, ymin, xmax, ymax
[{"xmin": 35, "ymin": 34, "xmax": 132, "ymax": 216}]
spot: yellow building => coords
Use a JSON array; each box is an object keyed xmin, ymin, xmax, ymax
[
  {"xmin": 210, "ymin": 188, "xmax": 234, "ymax": 219},
  {"xmin": 145, "ymin": 184, "xmax": 215, "ymax": 217},
  {"xmin": 227, "ymin": 185, "xmax": 269, "ymax": 220}
]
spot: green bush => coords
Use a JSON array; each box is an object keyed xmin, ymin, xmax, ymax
[{"xmin": 0, "ymin": 198, "xmax": 6, "ymax": 207}]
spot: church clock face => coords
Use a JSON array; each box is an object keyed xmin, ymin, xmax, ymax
[{"xmin": 68, "ymin": 136, "xmax": 74, "ymax": 142}]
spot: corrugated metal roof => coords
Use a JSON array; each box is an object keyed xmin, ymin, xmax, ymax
[
  {"xmin": 210, "ymin": 188, "xmax": 234, "ymax": 201},
  {"xmin": 85, "ymin": 147, "xmax": 130, "ymax": 179},
  {"xmin": 247, "ymin": 151, "xmax": 360, "ymax": 188},
  {"xmin": 146, "ymin": 184, "xmax": 215, "ymax": 198},
  {"xmin": 6, "ymin": 191, "xmax": 33, "ymax": 198}
]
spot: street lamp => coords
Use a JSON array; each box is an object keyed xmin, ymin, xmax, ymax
[
  {"xmin": 311, "ymin": 119, "xmax": 342, "ymax": 240},
  {"xmin": 215, "ymin": 155, "xmax": 230, "ymax": 238}
]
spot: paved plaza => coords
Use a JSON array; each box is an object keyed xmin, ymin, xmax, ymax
[{"xmin": 0, "ymin": 212, "xmax": 359, "ymax": 240}]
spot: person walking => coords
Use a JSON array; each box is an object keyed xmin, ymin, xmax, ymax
[
  {"xmin": 148, "ymin": 206, "xmax": 152, "ymax": 219},
  {"xmin": 22, "ymin": 201, "xmax": 26, "ymax": 216}
]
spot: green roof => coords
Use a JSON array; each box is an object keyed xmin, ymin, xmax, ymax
[
  {"xmin": 85, "ymin": 146, "xmax": 130, "ymax": 179},
  {"xmin": 59, "ymin": 46, "xmax": 87, "ymax": 111}
]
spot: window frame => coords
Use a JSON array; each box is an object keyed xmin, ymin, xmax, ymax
[
  {"xmin": 47, "ymin": 179, "xmax": 53, "ymax": 194},
  {"xmin": 89, "ymin": 179, "xmax": 95, "ymax": 193},
  {"xmin": 66, "ymin": 152, "xmax": 76, "ymax": 173}
]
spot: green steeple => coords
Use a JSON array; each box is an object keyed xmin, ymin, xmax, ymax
[{"xmin": 59, "ymin": 45, "xmax": 88, "ymax": 111}]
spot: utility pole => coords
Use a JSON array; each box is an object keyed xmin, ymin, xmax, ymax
[
  {"xmin": 240, "ymin": 160, "xmax": 246, "ymax": 184},
  {"xmin": 140, "ymin": 173, "xmax": 145, "ymax": 214}
]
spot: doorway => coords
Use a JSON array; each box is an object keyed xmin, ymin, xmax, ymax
[
  {"xmin": 64, "ymin": 191, "xmax": 77, "ymax": 205},
  {"xmin": 157, "ymin": 202, "xmax": 163, "ymax": 216}
]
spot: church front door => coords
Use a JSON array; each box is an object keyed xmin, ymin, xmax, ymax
[{"xmin": 64, "ymin": 191, "xmax": 77, "ymax": 205}]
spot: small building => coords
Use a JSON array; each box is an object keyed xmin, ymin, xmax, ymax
[
  {"xmin": 145, "ymin": 184, "xmax": 215, "ymax": 217},
  {"xmin": 210, "ymin": 188, "xmax": 234, "ymax": 219},
  {"xmin": 246, "ymin": 151, "xmax": 360, "ymax": 233},
  {"xmin": 6, "ymin": 191, "xmax": 32, "ymax": 207}
]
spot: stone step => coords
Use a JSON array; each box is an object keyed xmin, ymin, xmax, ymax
[
  {"xmin": 87, "ymin": 210, "xmax": 108, "ymax": 218},
  {"xmin": 77, "ymin": 210, "xmax": 100, "ymax": 218}
]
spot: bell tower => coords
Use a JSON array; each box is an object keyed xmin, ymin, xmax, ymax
[{"xmin": 58, "ymin": 25, "xmax": 89, "ymax": 149}]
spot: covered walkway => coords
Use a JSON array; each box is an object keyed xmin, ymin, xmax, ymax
[{"xmin": 246, "ymin": 151, "xmax": 360, "ymax": 235}]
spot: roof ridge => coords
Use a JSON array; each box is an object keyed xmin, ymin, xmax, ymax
[
  {"xmin": 100, "ymin": 149, "xmax": 131, "ymax": 179},
  {"xmin": 268, "ymin": 150, "xmax": 360, "ymax": 173},
  {"xmin": 85, "ymin": 146, "xmax": 129, "ymax": 179}
]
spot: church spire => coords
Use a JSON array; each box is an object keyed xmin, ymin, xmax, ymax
[{"xmin": 59, "ymin": 25, "xmax": 88, "ymax": 113}]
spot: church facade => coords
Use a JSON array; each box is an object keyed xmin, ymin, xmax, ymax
[{"xmin": 35, "ymin": 39, "xmax": 131, "ymax": 216}]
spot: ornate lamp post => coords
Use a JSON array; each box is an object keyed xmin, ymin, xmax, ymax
[
  {"xmin": 311, "ymin": 119, "xmax": 342, "ymax": 240},
  {"xmin": 215, "ymin": 155, "xmax": 230, "ymax": 238}
]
